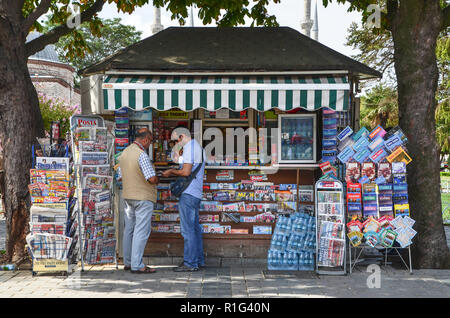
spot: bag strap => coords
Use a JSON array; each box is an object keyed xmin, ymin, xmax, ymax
[{"xmin": 189, "ymin": 147, "xmax": 204, "ymax": 179}]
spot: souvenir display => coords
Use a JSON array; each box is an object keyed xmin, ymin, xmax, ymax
[
  {"xmin": 392, "ymin": 162, "xmax": 410, "ymax": 217},
  {"xmin": 362, "ymin": 183, "xmax": 379, "ymax": 218},
  {"xmin": 345, "ymin": 162, "xmax": 361, "ymax": 184},
  {"xmin": 346, "ymin": 183, "xmax": 362, "ymax": 219},
  {"xmin": 321, "ymin": 109, "xmax": 338, "ymax": 164},
  {"xmin": 378, "ymin": 183, "xmax": 394, "ymax": 217},
  {"xmin": 345, "ymin": 214, "xmax": 416, "ymax": 248}
]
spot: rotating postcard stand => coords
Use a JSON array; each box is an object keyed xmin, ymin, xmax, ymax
[
  {"xmin": 70, "ymin": 115, "xmax": 116, "ymax": 271},
  {"xmin": 315, "ymin": 176, "xmax": 346, "ymax": 275}
]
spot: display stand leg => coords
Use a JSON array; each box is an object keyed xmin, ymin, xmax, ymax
[
  {"xmin": 408, "ymin": 246, "xmax": 413, "ymax": 274},
  {"xmin": 385, "ymin": 248, "xmax": 388, "ymax": 268},
  {"xmin": 350, "ymin": 246, "xmax": 366, "ymax": 274},
  {"xmin": 393, "ymin": 247, "xmax": 411, "ymax": 273},
  {"xmin": 349, "ymin": 244, "xmax": 352, "ymax": 274}
]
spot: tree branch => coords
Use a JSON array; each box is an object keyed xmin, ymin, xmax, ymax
[
  {"xmin": 22, "ymin": 0, "xmax": 53, "ymax": 33},
  {"xmin": 385, "ymin": 0, "xmax": 398, "ymax": 31},
  {"xmin": 443, "ymin": 4, "xmax": 450, "ymax": 30},
  {"xmin": 25, "ymin": 0, "xmax": 105, "ymax": 57}
]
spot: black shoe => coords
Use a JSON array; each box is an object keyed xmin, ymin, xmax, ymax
[
  {"xmin": 173, "ymin": 265, "xmax": 198, "ymax": 272},
  {"xmin": 179, "ymin": 261, "xmax": 205, "ymax": 269}
]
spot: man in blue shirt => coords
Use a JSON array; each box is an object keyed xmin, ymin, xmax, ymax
[{"xmin": 162, "ymin": 126, "xmax": 205, "ymax": 272}]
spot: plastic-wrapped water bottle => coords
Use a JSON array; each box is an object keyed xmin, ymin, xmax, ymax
[
  {"xmin": 298, "ymin": 251, "xmax": 304, "ymax": 270},
  {"xmin": 281, "ymin": 235, "xmax": 288, "ymax": 250}
]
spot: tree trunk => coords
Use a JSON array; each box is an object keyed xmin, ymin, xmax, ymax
[
  {"xmin": 390, "ymin": 0, "xmax": 450, "ymax": 268},
  {"xmin": 0, "ymin": 15, "xmax": 44, "ymax": 263}
]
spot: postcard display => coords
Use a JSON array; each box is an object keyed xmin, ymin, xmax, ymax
[
  {"xmin": 315, "ymin": 179, "xmax": 346, "ymax": 275},
  {"xmin": 70, "ymin": 115, "xmax": 116, "ymax": 268},
  {"xmin": 332, "ymin": 124, "xmax": 415, "ymax": 273},
  {"xmin": 26, "ymin": 156, "xmax": 77, "ymax": 276}
]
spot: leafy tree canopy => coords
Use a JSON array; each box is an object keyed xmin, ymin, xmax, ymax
[{"xmin": 43, "ymin": 17, "xmax": 143, "ymax": 77}]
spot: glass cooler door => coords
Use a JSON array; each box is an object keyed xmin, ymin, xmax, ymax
[{"xmin": 278, "ymin": 114, "xmax": 316, "ymax": 163}]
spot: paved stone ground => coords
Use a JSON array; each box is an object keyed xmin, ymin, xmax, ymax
[
  {"xmin": 0, "ymin": 264, "xmax": 449, "ymax": 298},
  {"xmin": 1, "ymin": 214, "xmax": 449, "ymax": 298},
  {"xmin": 1, "ymin": 217, "xmax": 450, "ymax": 251}
]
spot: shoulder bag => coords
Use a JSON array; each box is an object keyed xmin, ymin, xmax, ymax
[{"xmin": 170, "ymin": 149, "xmax": 203, "ymax": 198}]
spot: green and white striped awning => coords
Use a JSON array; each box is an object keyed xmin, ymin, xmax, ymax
[{"xmin": 102, "ymin": 75, "xmax": 349, "ymax": 112}]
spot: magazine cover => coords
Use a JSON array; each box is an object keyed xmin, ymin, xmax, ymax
[
  {"xmin": 361, "ymin": 162, "xmax": 376, "ymax": 181},
  {"xmin": 275, "ymin": 190, "xmax": 294, "ymax": 202},
  {"xmin": 75, "ymin": 127, "xmax": 93, "ymax": 142},
  {"xmin": 95, "ymin": 127, "xmax": 108, "ymax": 145},
  {"xmin": 36, "ymin": 157, "xmax": 69, "ymax": 172},
  {"xmin": 83, "ymin": 174, "xmax": 112, "ymax": 191},
  {"xmin": 81, "ymin": 152, "xmax": 109, "ymax": 165},
  {"xmin": 345, "ymin": 162, "xmax": 361, "ymax": 183},
  {"xmin": 200, "ymin": 201, "xmax": 222, "ymax": 212},
  {"xmin": 277, "ymin": 201, "xmax": 296, "ymax": 213},
  {"xmin": 378, "ymin": 161, "xmax": 392, "ymax": 182},
  {"xmin": 236, "ymin": 191, "xmax": 254, "ymax": 201},
  {"xmin": 299, "ymin": 190, "xmax": 313, "ymax": 202},
  {"xmin": 386, "ymin": 146, "xmax": 412, "ymax": 165},
  {"xmin": 255, "ymin": 190, "xmax": 275, "ymax": 201},
  {"xmin": 222, "ymin": 202, "xmax": 246, "ymax": 212}
]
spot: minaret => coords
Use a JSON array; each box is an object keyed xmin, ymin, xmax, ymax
[
  {"xmin": 300, "ymin": 0, "xmax": 313, "ymax": 38},
  {"xmin": 151, "ymin": 6, "xmax": 163, "ymax": 34},
  {"xmin": 312, "ymin": 0, "xmax": 319, "ymax": 41},
  {"xmin": 190, "ymin": 6, "xmax": 194, "ymax": 27}
]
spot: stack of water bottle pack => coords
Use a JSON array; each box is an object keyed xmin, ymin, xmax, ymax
[{"xmin": 267, "ymin": 213, "xmax": 316, "ymax": 271}]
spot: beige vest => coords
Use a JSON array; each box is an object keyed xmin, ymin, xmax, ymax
[{"xmin": 119, "ymin": 143, "xmax": 157, "ymax": 202}]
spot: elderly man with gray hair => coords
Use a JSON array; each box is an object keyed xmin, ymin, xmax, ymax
[{"xmin": 117, "ymin": 128, "xmax": 159, "ymax": 274}]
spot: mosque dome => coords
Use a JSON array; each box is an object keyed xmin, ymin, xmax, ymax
[{"xmin": 27, "ymin": 32, "xmax": 61, "ymax": 63}]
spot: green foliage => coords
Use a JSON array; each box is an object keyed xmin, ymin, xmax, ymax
[
  {"xmin": 441, "ymin": 172, "xmax": 450, "ymax": 177},
  {"xmin": 360, "ymin": 83, "xmax": 398, "ymax": 129},
  {"xmin": 346, "ymin": 22, "xmax": 395, "ymax": 85},
  {"xmin": 37, "ymin": 90, "xmax": 80, "ymax": 139},
  {"xmin": 29, "ymin": 0, "xmax": 281, "ymax": 65},
  {"xmin": 345, "ymin": 10, "xmax": 449, "ymax": 157},
  {"xmin": 43, "ymin": 17, "xmax": 143, "ymax": 73}
]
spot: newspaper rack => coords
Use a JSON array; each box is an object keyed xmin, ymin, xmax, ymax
[
  {"xmin": 27, "ymin": 155, "xmax": 78, "ymax": 276},
  {"xmin": 70, "ymin": 115, "xmax": 117, "ymax": 271},
  {"xmin": 315, "ymin": 176, "xmax": 346, "ymax": 275}
]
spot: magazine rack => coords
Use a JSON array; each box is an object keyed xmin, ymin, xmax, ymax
[
  {"xmin": 70, "ymin": 115, "xmax": 117, "ymax": 271},
  {"xmin": 27, "ymin": 151, "xmax": 77, "ymax": 276},
  {"xmin": 315, "ymin": 176, "xmax": 346, "ymax": 275}
]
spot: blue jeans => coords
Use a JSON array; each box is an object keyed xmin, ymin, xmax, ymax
[
  {"xmin": 179, "ymin": 193, "xmax": 204, "ymax": 268},
  {"xmin": 123, "ymin": 199, "xmax": 153, "ymax": 271}
]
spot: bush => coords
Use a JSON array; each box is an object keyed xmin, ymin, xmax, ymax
[
  {"xmin": 441, "ymin": 172, "xmax": 450, "ymax": 177},
  {"xmin": 38, "ymin": 92, "xmax": 80, "ymax": 139}
]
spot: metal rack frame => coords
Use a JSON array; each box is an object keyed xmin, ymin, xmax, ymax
[
  {"xmin": 70, "ymin": 114, "xmax": 118, "ymax": 271},
  {"xmin": 348, "ymin": 243, "xmax": 412, "ymax": 274},
  {"xmin": 315, "ymin": 177, "xmax": 346, "ymax": 275}
]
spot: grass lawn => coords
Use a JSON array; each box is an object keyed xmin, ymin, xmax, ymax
[{"xmin": 442, "ymin": 176, "xmax": 450, "ymax": 224}]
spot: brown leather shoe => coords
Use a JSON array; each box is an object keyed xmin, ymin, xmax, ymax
[{"xmin": 131, "ymin": 266, "xmax": 157, "ymax": 274}]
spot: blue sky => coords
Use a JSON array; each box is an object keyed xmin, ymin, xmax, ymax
[{"xmin": 98, "ymin": 0, "xmax": 363, "ymax": 58}]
